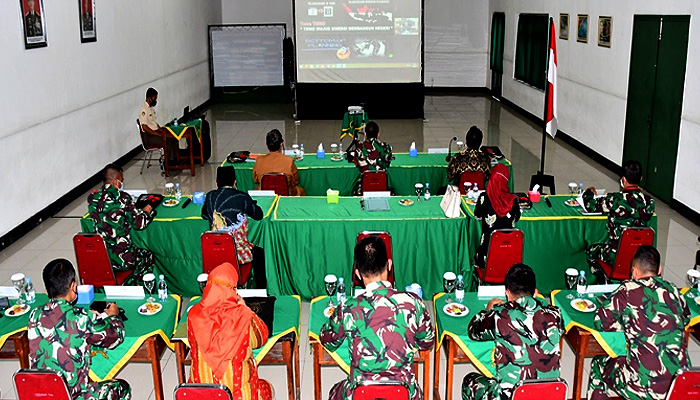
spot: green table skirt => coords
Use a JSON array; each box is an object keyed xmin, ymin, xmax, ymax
[
  {"xmin": 307, "ymin": 296, "xmax": 351, "ymax": 373},
  {"xmin": 0, "ymin": 294, "xmax": 50, "ymax": 349}
]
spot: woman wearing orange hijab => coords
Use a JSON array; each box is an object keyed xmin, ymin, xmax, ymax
[{"xmin": 187, "ymin": 263, "xmax": 273, "ymax": 400}]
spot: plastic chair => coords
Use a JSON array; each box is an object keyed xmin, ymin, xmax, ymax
[
  {"xmin": 73, "ymin": 233, "xmax": 132, "ymax": 287},
  {"xmin": 511, "ymin": 378, "xmax": 567, "ymax": 400},
  {"xmin": 459, "ymin": 171, "xmax": 486, "ymax": 194},
  {"xmin": 137, "ymin": 119, "xmax": 164, "ymax": 175},
  {"xmin": 361, "ymin": 170, "xmax": 388, "ymax": 193},
  {"xmin": 665, "ymin": 367, "xmax": 700, "ymax": 399},
  {"xmin": 173, "ymin": 383, "xmax": 233, "ymax": 400},
  {"xmin": 353, "ymin": 231, "xmax": 395, "ymax": 288},
  {"xmin": 201, "ymin": 232, "xmax": 251, "ymax": 287},
  {"xmin": 476, "ymin": 229, "xmax": 524, "ymax": 284},
  {"xmin": 261, "ymin": 173, "xmax": 289, "ymax": 196},
  {"xmin": 597, "ymin": 227, "xmax": 655, "ymax": 281},
  {"xmin": 353, "ymin": 380, "xmax": 409, "ymax": 400},
  {"xmin": 13, "ymin": 369, "xmax": 71, "ymax": 400}
]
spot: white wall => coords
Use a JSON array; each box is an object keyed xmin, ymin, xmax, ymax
[
  {"xmin": 0, "ymin": 1, "xmax": 221, "ymax": 237},
  {"xmin": 222, "ymin": 0, "xmax": 293, "ymax": 38},
  {"xmin": 490, "ymin": 0, "xmax": 700, "ymax": 214}
]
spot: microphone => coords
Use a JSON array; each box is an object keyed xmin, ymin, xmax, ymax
[{"xmin": 446, "ymin": 136, "xmax": 458, "ymax": 162}]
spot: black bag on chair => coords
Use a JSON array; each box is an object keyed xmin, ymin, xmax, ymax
[{"xmin": 244, "ymin": 296, "xmax": 276, "ymax": 334}]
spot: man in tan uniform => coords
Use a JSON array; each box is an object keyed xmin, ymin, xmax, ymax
[
  {"xmin": 138, "ymin": 87, "xmax": 178, "ymax": 161},
  {"xmin": 253, "ymin": 129, "xmax": 305, "ymax": 196}
]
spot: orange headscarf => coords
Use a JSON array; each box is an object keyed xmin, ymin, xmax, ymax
[{"xmin": 188, "ymin": 263, "xmax": 253, "ymax": 379}]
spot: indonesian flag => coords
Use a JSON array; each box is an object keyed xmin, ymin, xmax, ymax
[{"xmin": 545, "ymin": 18, "xmax": 558, "ymax": 138}]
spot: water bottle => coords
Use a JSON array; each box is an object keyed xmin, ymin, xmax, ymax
[
  {"xmin": 578, "ymin": 183, "xmax": 584, "ymax": 195},
  {"xmin": 336, "ymin": 277, "xmax": 347, "ymax": 304},
  {"xmin": 576, "ymin": 271, "xmax": 587, "ymax": 298},
  {"xmin": 470, "ymin": 183, "xmax": 479, "ymax": 201},
  {"xmin": 339, "ymin": 142, "xmax": 343, "ymax": 158},
  {"xmin": 424, "ymin": 183, "xmax": 431, "ymax": 201},
  {"xmin": 24, "ymin": 277, "xmax": 36, "ymax": 304},
  {"xmin": 300, "ymin": 144, "xmax": 305, "ymax": 159},
  {"xmin": 175, "ymin": 183, "xmax": 182, "ymax": 202},
  {"xmin": 157, "ymin": 274, "xmax": 168, "ymax": 302},
  {"xmin": 455, "ymin": 274, "xmax": 465, "ymax": 303}
]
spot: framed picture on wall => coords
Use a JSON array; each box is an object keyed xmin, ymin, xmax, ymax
[
  {"xmin": 577, "ymin": 14, "xmax": 589, "ymax": 43},
  {"xmin": 598, "ymin": 16, "xmax": 612, "ymax": 48},
  {"xmin": 559, "ymin": 14, "xmax": 569, "ymax": 40},
  {"xmin": 19, "ymin": 0, "xmax": 47, "ymax": 49},
  {"xmin": 79, "ymin": 0, "xmax": 96, "ymax": 42}
]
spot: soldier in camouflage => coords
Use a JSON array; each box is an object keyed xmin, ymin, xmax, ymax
[
  {"xmin": 87, "ymin": 164, "xmax": 155, "ymax": 285},
  {"xmin": 462, "ymin": 264, "xmax": 564, "ymax": 400},
  {"xmin": 321, "ymin": 236, "xmax": 435, "ymax": 400},
  {"xmin": 347, "ymin": 121, "xmax": 393, "ymax": 195},
  {"xmin": 583, "ymin": 160, "xmax": 654, "ymax": 283},
  {"xmin": 28, "ymin": 259, "xmax": 131, "ymax": 400},
  {"xmin": 588, "ymin": 246, "xmax": 689, "ymax": 400}
]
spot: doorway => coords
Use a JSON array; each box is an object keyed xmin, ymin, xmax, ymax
[{"xmin": 490, "ymin": 13, "xmax": 505, "ymax": 98}]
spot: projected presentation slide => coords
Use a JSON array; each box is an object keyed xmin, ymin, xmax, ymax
[
  {"xmin": 295, "ymin": 0, "xmax": 422, "ymax": 83},
  {"xmin": 211, "ymin": 26, "xmax": 285, "ymax": 87}
]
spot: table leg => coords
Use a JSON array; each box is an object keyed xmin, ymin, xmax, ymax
[
  {"xmin": 188, "ymin": 133, "xmax": 195, "ymax": 176},
  {"xmin": 433, "ymin": 344, "xmax": 442, "ymax": 400},
  {"xmin": 294, "ymin": 339, "xmax": 301, "ymax": 400},
  {"xmin": 312, "ymin": 342, "xmax": 322, "ymax": 400},
  {"xmin": 445, "ymin": 339, "xmax": 455, "ymax": 400},
  {"xmin": 146, "ymin": 337, "xmax": 164, "ymax": 400},
  {"xmin": 199, "ymin": 136, "xmax": 205, "ymax": 166},
  {"xmin": 572, "ymin": 335, "xmax": 587, "ymax": 400},
  {"xmin": 174, "ymin": 341, "xmax": 187, "ymax": 385},
  {"xmin": 423, "ymin": 350, "xmax": 431, "ymax": 400},
  {"xmin": 12, "ymin": 333, "xmax": 29, "ymax": 369},
  {"xmin": 283, "ymin": 341, "xmax": 294, "ymax": 400}
]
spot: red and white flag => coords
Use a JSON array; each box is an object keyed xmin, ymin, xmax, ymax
[{"xmin": 545, "ymin": 18, "xmax": 558, "ymax": 138}]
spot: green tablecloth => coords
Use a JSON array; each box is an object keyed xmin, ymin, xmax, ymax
[
  {"xmin": 264, "ymin": 196, "xmax": 470, "ymax": 300},
  {"xmin": 341, "ymin": 111, "xmax": 368, "ymax": 139},
  {"xmin": 164, "ymin": 119, "xmax": 202, "ymax": 143},
  {"xmin": 463, "ymin": 195, "xmax": 658, "ymax": 294},
  {"xmin": 308, "ymin": 296, "xmax": 351, "ymax": 373},
  {"xmin": 224, "ymin": 154, "xmax": 513, "ymax": 196},
  {"xmin": 0, "ymin": 294, "xmax": 49, "ymax": 348},
  {"xmin": 80, "ymin": 196, "xmax": 277, "ymax": 296}
]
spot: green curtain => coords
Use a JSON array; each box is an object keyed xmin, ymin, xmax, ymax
[
  {"xmin": 490, "ymin": 13, "xmax": 505, "ymax": 73},
  {"xmin": 514, "ymin": 14, "xmax": 548, "ymax": 90}
]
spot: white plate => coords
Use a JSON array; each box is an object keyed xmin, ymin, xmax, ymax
[
  {"xmin": 330, "ymin": 156, "xmax": 343, "ymax": 162},
  {"xmin": 4, "ymin": 304, "xmax": 30, "ymax": 317},
  {"xmin": 162, "ymin": 199, "xmax": 179, "ymax": 207},
  {"xmin": 323, "ymin": 305, "xmax": 336, "ymax": 318},
  {"xmin": 694, "ymin": 297, "xmax": 700, "ymax": 306},
  {"xmin": 564, "ymin": 199, "xmax": 579, "ymax": 207},
  {"xmin": 138, "ymin": 302, "xmax": 163, "ymax": 316},
  {"xmin": 443, "ymin": 302, "xmax": 469, "ymax": 317},
  {"xmin": 398, "ymin": 199, "xmax": 414, "ymax": 206},
  {"xmin": 570, "ymin": 298, "xmax": 597, "ymax": 313}
]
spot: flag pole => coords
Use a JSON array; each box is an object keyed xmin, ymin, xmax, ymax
[{"xmin": 539, "ymin": 17, "xmax": 553, "ymax": 175}]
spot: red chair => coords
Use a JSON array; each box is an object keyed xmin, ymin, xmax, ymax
[
  {"xmin": 511, "ymin": 378, "xmax": 567, "ymax": 400},
  {"xmin": 361, "ymin": 170, "xmax": 388, "ymax": 193},
  {"xmin": 459, "ymin": 171, "xmax": 486, "ymax": 194},
  {"xmin": 476, "ymin": 229, "xmax": 524, "ymax": 284},
  {"xmin": 13, "ymin": 369, "xmax": 71, "ymax": 400},
  {"xmin": 174, "ymin": 383, "xmax": 233, "ymax": 400},
  {"xmin": 353, "ymin": 231, "xmax": 395, "ymax": 288},
  {"xmin": 597, "ymin": 227, "xmax": 655, "ymax": 281},
  {"xmin": 73, "ymin": 233, "xmax": 132, "ymax": 287},
  {"xmin": 666, "ymin": 368, "xmax": 700, "ymax": 399},
  {"xmin": 201, "ymin": 232, "xmax": 252, "ymax": 288},
  {"xmin": 353, "ymin": 380, "xmax": 409, "ymax": 400},
  {"xmin": 261, "ymin": 173, "xmax": 289, "ymax": 196},
  {"xmin": 137, "ymin": 119, "xmax": 164, "ymax": 175}
]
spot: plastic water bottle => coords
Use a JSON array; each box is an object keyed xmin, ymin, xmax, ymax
[
  {"xmin": 339, "ymin": 142, "xmax": 343, "ymax": 158},
  {"xmin": 336, "ymin": 277, "xmax": 347, "ymax": 304},
  {"xmin": 300, "ymin": 144, "xmax": 305, "ymax": 159},
  {"xmin": 424, "ymin": 183, "xmax": 431, "ymax": 201},
  {"xmin": 470, "ymin": 183, "xmax": 479, "ymax": 201},
  {"xmin": 24, "ymin": 277, "xmax": 36, "ymax": 304},
  {"xmin": 576, "ymin": 271, "xmax": 587, "ymax": 298},
  {"xmin": 578, "ymin": 183, "xmax": 584, "ymax": 195},
  {"xmin": 455, "ymin": 274, "xmax": 465, "ymax": 303},
  {"xmin": 157, "ymin": 274, "xmax": 168, "ymax": 302},
  {"xmin": 175, "ymin": 183, "xmax": 182, "ymax": 202}
]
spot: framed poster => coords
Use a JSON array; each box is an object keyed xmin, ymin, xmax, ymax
[
  {"xmin": 79, "ymin": 0, "xmax": 96, "ymax": 42},
  {"xmin": 598, "ymin": 16, "xmax": 612, "ymax": 48},
  {"xmin": 559, "ymin": 14, "xmax": 569, "ymax": 40},
  {"xmin": 577, "ymin": 14, "xmax": 589, "ymax": 43},
  {"xmin": 19, "ymin": 0, "xmax": 47, "ymax": 49}
]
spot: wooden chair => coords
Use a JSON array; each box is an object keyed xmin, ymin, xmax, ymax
[
  {"xmin": 665, "ymin": 367, "xmax": 700, "ymax": 399},
  {"xmin": 261, "ymin": 173, "xmax": 289, "ymax": 196},
  {"xmin": 353, "ymin": 380, "xmax": 409, "ymax": 400},
  {"xmin": 361, "ymin": 170, "xmax": 388, "ymax": 193},
  {"xmin": 13, "ymin": 369, "xmax": 71, "ymax": 400},
  {"xmin": 353, "ymin": 231, "xmax": 395, "ymax": 288},
  {"xmin": 201, "ymin": 231, "xmax": 252, "ymax": 288},
  {"xmin": 73, "ymin": 233, "xmax": 132, "ymax": 287},
  {"xmin": 476, "ymin": 229, "xmax": 524, "ymax": 284},
  {"xmin": 173, "ymin": 383, "xmax": 233, "ymax": 400},
  {"xmin": 597, "ymin": 227, "xmax": 655, "ymax": 281},
  {"xmin": 511, "ymin": 378, "xmax": 567, "ymax": 400},
  {"xmin": 459, "ymin": 171, "xmax": 485, "ymax": 194},
  {"xmin": 137, "ymin": 119, "xmax": 164, "ymax": 175}
]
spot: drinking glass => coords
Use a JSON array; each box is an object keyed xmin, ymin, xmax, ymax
[
  {"xmin": 330, "ymin": 143, "xmax": 338, "ymax": 156},
  {"xmin": 292, "ymin": 144, "xmax": 299, "ymax": 158},
  {"xmin": 456, "ymin": 141, "xmax": 466, "ymax": 153},
  {"xmin": 568, "ymin": 182, "xmax": 578, "ymax": 203},
  {"xmin": 324, "ymin": 274, "xmax": 338, "ymax": 307},
  {"xmin": 464, "ymin": 182, "xmax": 472, "ymax": 196},
  {"xmin": 565, "ymin": 268, "xmax": 578, "ymax": 299},
  {"xmin": 165, "ymin": 183, "xmax": 174, "ymax": 200},
  {"xmin": 11, "ymin": 273, "xmax": 26, "ymax": 306},
  {"xmin": 415, "ymin": 183, "xmax": 424, "ymax": 202},
  {"xmin": 197, "ymin": 273, "xmax": 209, "ymax": 294},
  {"xmin": 143, "ymin": 273, "xmax": 156, "ymax": 303},
  {"xmin": 687, "ymin": 269, "xmax": 700, "ymax": 298},
  {"xmin": 443, "ymin": 272, "xmax": 457, "ymax": 303}
]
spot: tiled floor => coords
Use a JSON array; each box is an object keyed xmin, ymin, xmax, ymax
[{"xmin": 1, "ymin": 95, "xmax": 699, "ymax": 399}]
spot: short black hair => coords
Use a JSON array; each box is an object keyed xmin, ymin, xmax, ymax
[
  {"xmin": 216, "ymin": 166, "xmax": 236, "ymax": 187},
  {"xmin": 365, "ymin": 121, "xmax": 380, "ymax": 139},
  {"xmin": 632, "ymin": 245, "xmax": 661, "ymax": 275},
  {"xmin": 103, "ymin": 163, "xmax": 123, "ymax": 183},
  {"xmin": 466, "ymin": 126, "xmax": 483, "ymax": 150},
  {"xmin": 266, "ymin": 129, "xmax": 284, "ymax": 151},
  {"xmin": 354, "ymin": 236, "xmax": 388, "ymax": 277},
  {"xmin": 43, "ymin": 259, "xmax": 77, "ymax": 298},
  {"xmin": 146, "ymin": 87, "xmax": 158, "ymax": 99},
  {"xmin": 504, "ymin": 263, "xmax": 536, "ymax": 297},
  {"xmin": 622, "ymin": 160, "xmax": 643, "ymax": 185}
]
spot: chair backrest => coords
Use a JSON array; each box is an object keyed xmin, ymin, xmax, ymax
[
  {"xmin": 483, "ymin": 229, "xmax": 524, "ymax": 284},
  {"xmin": 610, "ymin": 227, "xmax": 655, "ymax": 280},
  {"xmin": 174, "ymin": 383, "xmax": 233, "ymax": 400},
  {"xmin": 353, "ymin": 231, "xmax": 395, "ymax": 287},
  {"xmin": 459, "ymin": 171, "xmax": 485, "ymax": 194},
  {"xmin": 511, "ymin": 379, "xmax": 567, "ymax": 400},
  {"xmin": 353, "ymin": 380, "xmax": 409, "ymax": 400},
  {"xmin": 201, "ymin": 231, "xmax": 241, "ymax": 275},
  {"xmin": 362, "ymin": 170, "xmax": 388, "ymax": 193},
  {"xmin": 261, "ymin": 173, "xmax": 289, "ymax": 196},
  {"xmin": 666, "ymin": 368, "xmax": 700, "ymax": 400},
  {"xmin": 73, "ymin": 233, "xmax": 117, "ymax": 288},
  {"xmin": 13, "ymin": 369, "xmax": 72, "ymax": 400}
]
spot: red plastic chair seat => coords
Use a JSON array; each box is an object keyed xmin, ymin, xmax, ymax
[
  {"xmin": 353, "ymin": 380, "xmax": 409, "ymax": 400},
  {"xmin": 201, "ymin": 231, "xmax": 250, "ymax": 287},
  {"xmin": 174, "ymin": 383, "xmax": 233, "ymax": 400},
  {"xmin": 73, "ymin": 233, "xmax": 131, "ymax": 287},
  {"xmin": 261, "ymin": 173, "xmax": 289, "ymax": 196},
  {"xmin": 597, "ymin": 227, "xmax": 655, "ymax": 281},
  {"xmin": 361, "ymin": 171, "xmax": 388, "ymax": 193},
  {"xmin": 13, "ymin": 369, "xmax": 72, "ymax": 400},
  {"xmin": 511, "ymin": 379, "xmax": 567, "ymax": 400},
  {"xmin": 353, "ymin": 231, "xmax": 395, "ymax": 288},
  {"xmin": 479, "ymin": 229, "xmax": 524, "ymax": 285},
  {"xmin": 666, "ymin": 368, "xmax": 700, "ymax": 399},
  {"xmin": 459, "ymin": 171, "xmax": 485, "ymax": 194}
]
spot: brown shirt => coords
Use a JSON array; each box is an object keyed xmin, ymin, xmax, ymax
[{"xmin": 252, "ymin": 151, "xmax": 305, "ymax": 196}]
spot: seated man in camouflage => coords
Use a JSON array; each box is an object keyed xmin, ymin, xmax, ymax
[
  {"xmin": 583, "ymin": 160, "xmax": 655, "ymax": 283},
  {"xmin": 462, "ymin": 263, "xmax": 563, "ymax": 400},
  {"xmin": 588, "ymin": 246, "xmax": 690, "ymax": 400},
  {"xmin": 347, "ymin": 121, "xmax": 393, "ymax": 194},
  {"xmin": 321, "ymin": 236, "xmax": 435, "ymax": 400},
  {"xmin": 87, "ymin": 164, "xmax": 155, "ymax": 285},
  {"xmin": 28, "ymin": 259, "xmax": 130, "ymax": 400}
]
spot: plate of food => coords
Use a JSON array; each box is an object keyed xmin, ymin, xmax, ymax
[
  {"xmin": 138, "ymin": 302, "xmax": 163, "ymax": 316},
  {"xmin": 162, "ymin": 199, "xmax": 179, "ymax": 207},
  {"xmin": 4, "ymin": 304, "xmax": 30, "ymax": 317},
  {"xmin": 323, "ymin": 305, "xmax": 336, "ymax": 318},
  {"xmin": 694, "ymin": 297, "xmax": 700, "ymax": 306},
  {"xmin": 443, "ymin": 302, "xmax": 469, "ymax": 317},
  {"xmin": 570, "ymin": 298, "xmax": 597, "ymax": 313},
  {"xmin": 330, "ymin": 155, "xmax": 343, "ymax": 162},
  {"xmin": 398, "ymin": 199, "xmax": 414, "ymax": 206},
  {"xmin": 564, "ymin": 199, "xmax": 579, "ymax": 207}
]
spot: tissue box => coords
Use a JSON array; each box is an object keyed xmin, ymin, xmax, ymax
[
  {"xmin": 76, "ymin": 285, "xmax": 94, "ymax": 305},
  {"xmin": 326, "ymin": 189, "xmax": 339, "ymax": 204},
  {"xmin": 192, "ymin": 191, "xmax": 205, "ymax": 205},
  {"xmin": 528, "ymin": 190, "xmax": 541, "ymax": 203},
  {"xmin": 409, "ymin": 148, "xmax": 418, "ymax": 157},
  {"xmin": 316, "ymin": 149, "xmax": 325, "ymax": 159}
]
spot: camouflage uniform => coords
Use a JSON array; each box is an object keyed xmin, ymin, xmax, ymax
[
  {"xmin": 320, "ymin": 281, "xmax": 435, "ymax": 400},
  {"xmin": 350, "ymin": 138, "xmax": 393, "ymax": 195},
  {"xmin": 588, "ymin": 276, "xmax": 689, "ymax": 400},
  {"xmin": 462, "ymin": 296, "xmax": 563, "ymax": 400},
  {"xmin": 28, "ymin": 298, "xmax": 131, "ymax": 400},
  {"xmin": 87, "ymin": 184, "xmax": 155, "ymax": 285}
]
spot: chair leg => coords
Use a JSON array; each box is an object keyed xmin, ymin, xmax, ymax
[{"xmin": 140, "ymin": 149, "xmax": 148, "ymax": 175}]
